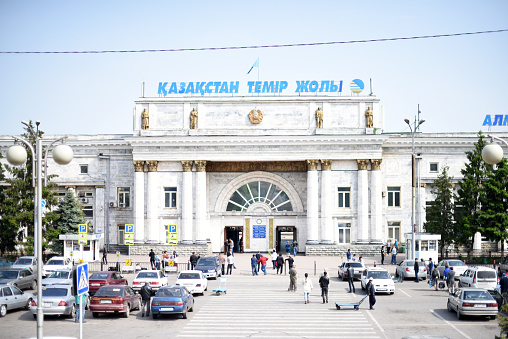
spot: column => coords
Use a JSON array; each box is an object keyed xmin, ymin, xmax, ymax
[
  {"xmin": 146, "ymin": 161, "xmax": 158, "ymax": 242},
  {"xmin": 370, "ymin": 159, "xmax": 383, "ymax": 243},
  {"xmin": 181, "ymin": 161, "xmax": 194, "ymax": 244},
  {"xmin": 320, "ymin": 159, "xmax": 333, "ymax": 244},
  {"xmin": 194, "ymin": 160, "xmax": 207, "ymax": 244},
  {"xmin": 357, "ymin": 160, "xmax": 369, "ymax": 243},
  {"xmin": 133, "ymin": 161, "xmax": 145, "ymax": 243},
  {"xmin": 306, "ymin": 160, "xmax": 319, "ymax": 245},
  {"xmin": 473, "ymin": 232, "xmax": 482, "ymax": 253},
  {"xmin": 418, "ymin": 183, "xmax": 427, "ymax": 232}
]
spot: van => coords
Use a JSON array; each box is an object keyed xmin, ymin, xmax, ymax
[{"xmin": 458, "ymin": 267, "xmax": 497, "ymax": 291}]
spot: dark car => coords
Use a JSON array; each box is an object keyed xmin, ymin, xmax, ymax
[
  {"xmin": 151, "ymin": 285, "xmax": 194, "ymax": 319},
  {"xmin": 194, "ymin": 256, "xmax": 222, "ymax": 280},
  {"xmin": 88, "ymin": 271, "xmax": 127, "ymax": 295},
  {"xmin": 0, "ymin": 269, "xmax": 37, "ymax": 290},
  {"xmin": 89, "ymin": 285, "xmax": 141, "ymax": 318}
]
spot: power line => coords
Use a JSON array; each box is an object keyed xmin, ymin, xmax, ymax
[{"xmin": 1, "ymin": 29, "xmax": 507, "ymax": 54}]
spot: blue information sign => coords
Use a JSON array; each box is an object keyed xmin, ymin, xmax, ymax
[{"xmin": 253, "ymin": 225, "xmax": 266, "ymax": 239}]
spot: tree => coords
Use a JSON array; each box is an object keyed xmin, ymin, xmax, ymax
[
  {"xmin": 424, "ymin": 166, "xmax": 455, "ymax": 258},
  {"xmin": 47, "ymin": 192, "xmax": 87, "ymax": 254},
  {"xmin": 0, "ymin": 153, "xmax": 18, "ymax": 255},
  {"xmin": 479, "ymin": 158, "xmax": 508, "ymax": 258},
  {"xmin": 455, "ymin": 132, "xmax": 492, "ymax": 251}
]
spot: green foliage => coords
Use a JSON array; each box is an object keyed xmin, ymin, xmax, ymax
[
  {"xmin": 423, "ymin": 166, "xmax": 455, "ymax": 257},
  {"xmin": 497, "ymin": 304, "xmax": 508, "ymax": 339},
  {"xmin": 51, "ymin": 192, "xmax": 86, "ymax": 254}
]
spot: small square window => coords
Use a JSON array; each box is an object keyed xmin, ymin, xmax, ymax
[
  {"xmin": 430, "ymin": 163, "xmax": 438, "ymax": 173},
  {"xmin": 80, "ymin": 165, "xmax": 88, "ymax": 174}
]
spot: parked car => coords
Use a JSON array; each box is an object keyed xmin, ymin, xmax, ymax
[
  {"xmin": 41, "ymin": 269, "xmax": 73, "ymax": 287},
  {"xmin": 395, "ymin": 260, "xmax": 427, "ymax": 281},
  {"xmin": 0, "ymin": 284, "xmax": 33, "ymax": 317},
  {"xmin": 151, "ymin": 285, "xmax": 194, "ymax": 319},
  {"xmin": 338, "ymin": 262, "xmax": 365, "ymax": 280},
  {"xmin": 42, "ymin": 257, "xmax": 72, "ymax": 278},
  {"xmin": 89, "ymin": 285, "xmax": 141, "ymax": 318},
  {"xmin": 30, "ymin": 285, "xmax": 87, "ymax": 319},
  {"xmin": 132, "ymin": 270, "xmax": 169, "ymax": 293},
  {"xmin": 436, "ymin": 259, "xmax": 468, "ymax": 279},
  {"xmin": 89, "ymin": 271, "xmax": 127, "ymax": 295},
  {"xmin": 498, "ymin": 258, "xmax": 508, "ymax": 275},
  {"xmin": 11, "ymin": 256, "xmax": 37, "ymax": 274},
  {"xmin": 0, "ymin": 269, "xmax": 37, "ymax": 290},
  {"xmin": 0, "ymin": 257, "xmax": 13, "ymax": 272},
  {"xmin": 175, "ymin": 270, "xmax": 208, "ymax": 295},
  {"xmin": 459, "ymin": 267, "xmax": 498, "ymax": 291},
  {"xmin": 360, "ymin": 267, "xmax": 395, "ymax": 294},
  {"xmin": 447, "ymin": 288, "xmax": 498, "ymax": 320},
  {"xmin": 194, "ymin": 256, "xmax": 222, "ymax": 280}
]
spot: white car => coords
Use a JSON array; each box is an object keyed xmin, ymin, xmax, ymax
[
  {"xmin": 459, "ymin": 267, "xmax": 498, "ymax": 291},
  {"xmin": 42, "ymin": 257, "xmax": 72, "ymax": 278},
  {"xmin": 132, "ymin": 270, "xmax": 168, "ymax": 293},
  {"xmin": 41, "ymin": 269, "xmax": 73, "ymax": 286},
  {"xmin": 360, "ymin": 267, "xmax": 395, "ymax": 294},
  {"xmin": 175, "ymin": 270, "xmax": 208, "ymax": 295},
  {"xmin": 436, "ymin": 259, "xmax": 469, "ymax": 280}
]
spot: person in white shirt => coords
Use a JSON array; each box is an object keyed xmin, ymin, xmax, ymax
[
  {"xmin": 391, "ymin": 246, "xmax": 397, "ymax": 264},
  {"xmin": 302, "ymin": 272, "xmax": 314, "ymax": 304},
  {"xmin": 271, "ymin": 249, "xmax": 278, "ymax": 270}
]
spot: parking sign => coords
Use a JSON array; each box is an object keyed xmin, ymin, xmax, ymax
[
  {"xmin": 79, "ymin": 224, "xmax": 87, "ymax": 234},
  {"xmin": 125, "ymin": 224, "xmax": 134, "ymax": 233}
]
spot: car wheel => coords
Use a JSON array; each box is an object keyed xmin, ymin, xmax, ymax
[
  {"xmin": 205, "ymin": 285, "xmax": 207, "ymax": 291},
  {"xmin": 92, "ymin": 312, "xmax": 99, "ymax": 318},
  {"xmin": 25, "ymin": 298, "xmax": 32, "ymax": 310},
  {"xmin": 458, "ymin": 281, "xmax": 462, "ymax": 287},
  {"xmin": 152, "ymin": 313, "xmax": 158, "ymax": 319},
  {"xmin": 0, "ymin": 304, "xmax": 7, "ymax": 317},
  {"xmin": 447, "ymin": 301, "xmax": 452, "ymax": 312},
  {"xmin": 31, "ymin": 280, "xmax": 37, "ymax": 290},
  {"xmin": 456, "ymin": 308, "xmax": 461, "ymax": 320},
  {"xmin": 182, "ymin": 311, "xmax": 187, "ymax": 319},
  {"xmin": 361, "ymin": 282, "xmax": 365, "ymax": 291},
  {"xmin": 490, "ymin": 315, "xmax": 497, "ymax": 320},
  {"xmin": 69, "ymin": 304, "xmax": 76, "ymax": 319},
  {"xmin": 189, "ymin": 301, "xmax": 194, "ymax": 312},
  {"xmin": 33, "ymin": 314, "xmax": 37, "ymax": 320},
  {"xmin": 122, "ymin": 305, "xmax": 130, "ymax": 318}
]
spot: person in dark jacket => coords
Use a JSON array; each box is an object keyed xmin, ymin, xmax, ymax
[
  {"xmin": 255, "ymin": 251, "xmax": 262, "ymax": 272},
  {"xmin": 276, "ymin": 253, "xmax": 285, "ymax": 274},
  {"xmin": 140, "ymin": 282, "xmax": 153, "ymax": 317},
  {"xmin": 380, "ymin": 246, "xmax": 385, "ymax": 265},
  {"xmin": 500, "ymin": 273, "xmax": 508, "ymax": 294},
  {"xmin": 367, "ymin": 277, "xmax": 376, "ymax": 310},
  {"xmin": 318, "ymin": 270, "xmax": 330, "ymax": 303},
  {"xmin": 250, "ymin": 254, "xmax": 258, "ymax": 276},
  {"xmin": 149, "ymin": 249, "xmax": 156, "ymax": 269},
  {"xmin": 285, "ymin": 255, "xmax": 294, "ymax": 269},
  {"xmin": 190, "ymin": 252, "xmax": 198, "ymax": 270},
  {"xmin": 347, "ymin": 263, "xmax": 355, "ymax": 293},
  {"xmin": 414, "ymin": 258, "xmax": 420, "ymax": 283}
]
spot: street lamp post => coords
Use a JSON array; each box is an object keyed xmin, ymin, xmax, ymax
[
  {"xmin": 404, "ymin": 117, "xmax": 425, "ymax": 261},
  {"xmin": 6, "ymin": 121, "xmax": 73, "ymax": 339},
  {"xmin": 482, "ymin": 134, "xmax": 507, "ymax": 165}
]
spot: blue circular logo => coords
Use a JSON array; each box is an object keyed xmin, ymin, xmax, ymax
[{"xmin": 350, "ymin": 79, "xmax": 364, "ymax": 93}]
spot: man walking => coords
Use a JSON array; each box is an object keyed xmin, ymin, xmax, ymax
[
  {"xmin": 224, "ymin": 239, "xmax": 228, "ymax": 255},
  {"xmin": 285, "ymin": 241, "xmax": 291, "ymax": 255},
  {"xmin": 271, "ymin": 249, "xmax": 278, "ymax": 269},
  {"xmin": 447, "ymin": 267, "xmax": 456, "ymax": 293},
  {"xmin": 149, "ymin": 249, "xmax": 156, "ymax": 269},
  {"xmin": 391, "ymin": 246, "xmax": 397, "ymax": 265},
  {"xmin": 190, "ymin": 252, "xmax": 198, "ymax": 270},
  {"xmin": 431, "ymin": 264, "xmax": 440, "ymax": 291},
  {"xmin": 292, "ymin": 240, "xmax": 298, "ymax": 256},
  {"xmin": 285, "ymin": 254, "xmax": 294, "ymax": 269},
  {"xmin": 319, "ymin": 270, "xmax": 330, "ymax": 303},
  {"xmin": 367, "ymin": 277, "xmax": 376, "ymax": 310},
  {"xmin": 219, "ymin": 253, "xmax": 226, "ymax": 276},
  {"xmin": 250, "ymin": 254, "xmax": 258, "ymax": 276},
  {"xmin": 276, "ymin": 252, "xmax": 285, "ymax": 274},
  {"xmin": 102, "ymin": 245, "xmax": 108, "ymax": 265},
  {"xmin": 414, "ymin": 258, "xmax": 420, "ymax": 283},
  {"xmin": 257, "ymin": 255, "xmax": 269, "ymax": 275},
  {"xmin": 226, "ymin": 250, "xmax": 234, "ymax": 275},
  {"xmin": 255, "ymin": 251, "xmax": 262, "ymax": 272},
  {"xmin": 347, "ymin": 263, "xmax": 355, "ymax": 293},
  {"xmin": 380, "ymin": 246, "xmax": 385, "ymax": 265},
  {"xmin": 346, "ymin": 249, "xmax": 352, "ymax": 261},
  {"xmin": 140, "ymin": 282, "xmax": 153, "ymax": 317},
  {"xmin": 500, "ymin": 273, "xmax": 508, "ymax": 294},
  {"xmin": 289, "ymin": 264, "xmax": 297, "ymax": 292}
]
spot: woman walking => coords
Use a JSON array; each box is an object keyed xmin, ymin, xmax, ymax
[{"xmin": 303, "ymin": 273, "xmax": 314, "ymax": 304}]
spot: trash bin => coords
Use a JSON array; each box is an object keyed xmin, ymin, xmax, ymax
[
  {"xmin": 401, "ymin": 245, "xmax": 406, "ymax": 253},
  {"xmin": 482, "ymin": 255, "xmax": 487, "ymax": 264}
]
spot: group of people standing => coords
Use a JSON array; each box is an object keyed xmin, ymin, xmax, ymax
[
  {"xmin": 148, "ymin": 249, "xmax": 178, "ymax": 270},
  {"xmin": 251, "ymin": 249, "xmax": 295, "ymax": 276}
]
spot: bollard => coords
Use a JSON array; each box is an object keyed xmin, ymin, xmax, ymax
[{"xmin": 314, "ymin": 261, "xmax": 316, "ymax": 276}]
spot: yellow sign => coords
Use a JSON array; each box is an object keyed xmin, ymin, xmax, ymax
[
  {"xmin": 78, "ymin": 233, "xmax": 87, "ymax": 245},
  {"xmin": 78, "ymin": 259, "xmax": 83, "ymax": 264},
  {"xmin": 167, "ymin": 260, "xmax": 174, "ymax": 267},
  {"xmin": 124, "ymin": 239, "xmax": 134, "ymax": 245},
  {"xmin": 124, "ymin": 233, "xmax": 134, "ymax": 246},
  {"xmin": 125, "ymin": 260, "xmax": 131, "ymax": 266},
  {"xmin": 167, "ymin": 224, "xmax": 177, "ymax": 245}
]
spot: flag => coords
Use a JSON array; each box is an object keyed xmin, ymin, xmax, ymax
[{"xmin": 247, "ymin": 58, "xmax": 259, "ymax": 74}]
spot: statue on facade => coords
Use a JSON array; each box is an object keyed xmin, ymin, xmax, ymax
[
  {"xmin": 190, "ymin": 108, "xmax": 198, "ymax": 129},
  {"xmin": 315, "ymin": 107, "xmax": 323, "ymax": 128},
  {"xmin": 365, "ymin": 106, "xmax": 373, "ymax": 128},
  {"xmin": 141, "ymin": 108, "xmax": 149, "ymax": 130}
]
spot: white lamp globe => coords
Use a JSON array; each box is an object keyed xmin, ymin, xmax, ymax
[
  {"xmin": 482, "ymin": 143, "xmax": 504, "ymax": 165},
  {"xmin": 6, "ymin": 145, "xmax": 28, "ymax": 166},
  {"xmin": 53, "ymin": 144, "xmax": 73, "ymax": 165}
]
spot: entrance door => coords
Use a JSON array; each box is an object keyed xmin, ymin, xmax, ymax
[
  {"xmin": 225, "ymin": 226, "xmax": 243, "ymax": 253},
  {"xmin": 118, "ymin": 225, "xmax": 125, "ymax": 245},
  {"xmin": 276, "ymin": 226, "xmax": 296, "ymax": 253}
]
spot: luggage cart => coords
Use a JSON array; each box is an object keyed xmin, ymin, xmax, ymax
[
  {"xmin": 213, "ymin": 277, "xmax": 227, "ymax": 295},
  {"xmin": 335, "ymin": 294, "xmax": 368, "ymax": 310}
]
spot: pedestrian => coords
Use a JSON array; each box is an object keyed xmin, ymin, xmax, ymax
[
  {"xmin": 229, "ymin": 239, "xmax": 234, "ymax": 254},
  {"xmin": 257, "ymin": 255, "xmax": 269, "ymax": 275},
  {"xmin": 190, "ymin": 252, "xmax": 198, "ymax": 270},
  {"xmin": 346, "ymin": 249, "xmax": 352, "ymax": 261},
  {"xmin": 155, "ymin": 254, "xmax": 161, "ymax": 270},
  {"xmin": 380, "ymin": 246, "xmax": 385, "ymax": 265},
  {"xmin": 447, "ymin": 267, "xmax": 456, "ymax": 293},
  {"xmin": 303, "ymin": 272, "xmax": 313, "ymax": 304},
  {"xmin": 386, "ymin": 239, "xmax": 391, "ymax": 255},
  {"xmin": 292, "ymin": 240, "xmax": 298, "ymax": 256},
  {"xmin": 75, "ymin": 293, "xmax": 87, "ymax": 323},
  {"xmin": 250, "ymin": 254, "xmax": 258, "ymax": 276},
  {"xmin": 149, "ymin": 249, "xmax": 156, "ymax": 269},
  {"xmin": 391, "ymin": 246, "xmax": 397, "ymax": 265},
  {"xmin": 256, "ymin": 251, "xmax": 262, "ymax": 272},
  {"xmin": 414, "ymin": 258, "xmax": 420, "ymax": 283},
  {"xmin": 347, "ymin": 263, "xmax": 355, "ymax": 293},
  {"xmin": 352, "ymin": 254, "xmax": 357, "ymax": 262},
  {"xmin": 443, "ymin": 264, "xmax": 450, "ymax": 282},
  {"xmin": 285, "ymin": 254, "xmax": 294, "ymax": 269},
  {"xmin": 500, "ymin": 273, "xmax": 508, "ymax": 294},
  {"xmin": 358, "ymin": 256, "xmax": 364, "ymax": 264},
  {"xmin": 285, "ymin": 241, "xmax": 291, "ymax": 255},
  {"xmin": 428, "ymin": 258, "xmax": 434, "ymax": 277},
  {"xmin": 219, "ymin": 253, "xmax": 226, "ymax": 275},
  {"xmin": 102, "ymin": 245, "xmax": 108, "ymax": 265},
  {"xmin": 140, "ymin": 281, "xmax": 152, "ymax": 317},
  {"xmin": 289, "ymin": 264, "xmax": 297, "ymax": 292},
  {"xmin": 367, "ymin": 277, "xmax": 376, "ymax": 310},
  {"xmin": 162, "ymin": 251, "xmax": 170, "ymax": 270},
  {"xmin": 239, "ymin": 237, "xmax": 243, "ymax": 253},
  {"xmin": 394, "ymin": 239, "xmax": 399, "ymax": 250},
  {"xmin": 319, "ymin": 270, "xmax": 330, "ymax": 303},
  {"xmin": 431, "ymin": 265, "xmax": 440, "ymax": 291},
  {"xmin": 224, "ymin": 239, "xmax": 228, "ymax": 255},
  {"xmin": 271, "ymin": 249, "xmax": 278, "ymax": 269},
  {"xmin": 276, "ymin": 252, "xmax": 285, "ymax": 274},
  {"xmin": 226, "ymin": 251, "xmax": 234, "ymax": 275}
]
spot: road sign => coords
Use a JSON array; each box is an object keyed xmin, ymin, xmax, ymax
[
  {"xmin": 78, "ymin": 233, "xmax": 87, "ymax": 245},
  {"xmin": 169, "ymin": 224, "xmax": 177, "ymax": 233},
  {"xmin": 79, "ymin": 224, "xmax": 87, "ymax": 234},
  {"xmin": 41, "ymin": 199, "xmax": 46, "ymax": 208},
  {"xmin": 76, "ymin": 263, "xmax": 89, "ymax": 295},
  {"xmin": 125, "ymin": 224, "xmax": 134, "ymax": 233},
  {"xmin": 168, "ymin": 224, "xmax": 177, "ymax": 245},
  {"xmin": 124, "ymin": 239, "xmax": 134, "ymax": 245},
  {"xmin": 125, "ymin": 260, "xmax": 131, "ymax": 266}
]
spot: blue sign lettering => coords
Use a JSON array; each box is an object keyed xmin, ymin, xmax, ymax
[{"xmin": 483, "ymin": 115, "xmax": 508, "ymax": 126}]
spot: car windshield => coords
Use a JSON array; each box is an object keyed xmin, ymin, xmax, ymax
[
  {"xmin": 137, "ymin": 272, "xmax": 159, "ymax": 279},
  {"xmin": 368, "ymin": 271, "xmax": 391, "ymax": 279},
  {"xmin": 47, "ymin": 260, "xmax": 64, "ymax": 266},
  {"xmin": 0, "ymin": 271, "xmax": 18, "ymax": 279},
  {"xmin": 0, "ymin": 258, "xmax": 8, "ymax": 263},
  {"xmin": 448, "ymin": 260, "xmax": 466, "ymax": 266},
  {"xmin": 478, "ymin": 271, "xmax": 497, "ymax": 279},
  {"xmin": 42, "ymin": 288, "xmax": 68, "ymax": 297},
  {"xmin": 196, "ymin": 259, "xmax": 215, "ymax": 266},
  {"xmin": 14, "ymin": 258, "xmax": 32, "ymax": 265},
  {"xmin": 95, "ymin": 287, "xmax": 124, "ymax": 297},
  {"xmin": 178, "ymin": 273, "xmax": 201, "ymax": 279},
  {"xmin": 463, "ymin": 290, "xmax": 493, "ymax": 300},
  {"xmin": 48, "ymin": 271, "xmax": 70, "ymax": 279},
  {"xmin": 90, "ymin": 273, "xmax": 110, "ymax": 280},
  {"xmin": 347, "ymin": 263, "xmax": 363, "ymax": 268},
  {"xmin": 156, "ymin": 288, "xmax": 182, "ymax": 298}
]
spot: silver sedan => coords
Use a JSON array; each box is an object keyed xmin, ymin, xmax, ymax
[
  {"xmin": 395, "ymin": 260, "xmax": 427, "ymax": 280},
  {"xmin": 30, "ymin": 285, "xmax": 88, "ymax": 319},
  {"xmin": 0, "ymin": 284, "xmax": 33, "ymax": 317},
  {"xmin": 447, "ymin": 288, "xmax": 498, "ymax": 320}
]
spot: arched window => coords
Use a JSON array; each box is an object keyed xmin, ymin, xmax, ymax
[{"xmin": 226, "ymin": 181, "xmax": 293, "ymax": 212}]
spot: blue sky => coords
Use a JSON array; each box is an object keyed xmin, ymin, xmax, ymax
[{"xmin": 0, "ymin": 1, "xmax": 507, "ymax": 136}]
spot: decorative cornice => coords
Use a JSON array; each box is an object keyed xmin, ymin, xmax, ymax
[
  {"xmin": 320, "ymin": 159, "xmax": 332, "ymax": 170},
  {"xmin": 307, "ymin": 160, "xmax": 319, "ymax": 171},
  {"xmin": 181, "ymin": 160, "xmax": 193, "ymax": 172},
  {"xmin": 133, "ymin": 161, "xmax": 145, "ymax": 172},
  {"xmin": 195, "ymin": 160, "xmax": 207, "ymax": 171},
  {"xmin": 371, "ymin": 159, "xmax": 382, "ymax": 170},
  {"xmin": 206, "ymin": 161, "xmax": 307, "ymax": 172},
  {"xmin": 357, "ymin": 159, "xmax": 369, "ymax": 170},
  {"xmin": 146, "ymin": 160, "xmax": 158, "ymax": 172}
]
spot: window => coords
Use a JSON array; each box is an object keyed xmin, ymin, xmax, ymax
[
  {"xmin": 80, "ymin": 165, "xmax": 88, "ymax": 174},
  {"xmin": 83, "ymin": 205, "xmax": 93, "ymax": 218},
  {"xmin": 387, "ymin": 187, "xmax": 400, "ymax": 207},
  {"xmin": 118, "ymin": 187, "xmax": 130, "ymax": 208},
  {"xmin": 430, "ymin": 163, "xmax": 439, "ymax": 173},
  {"xmin": 337, "ymin": 223, "xmax": 351, "ymax": 243},
  {"xmin": 164, "ymin": 187, "xmax": 177, "ymax": 208},
  {"xmin": 226, "ymin": 181, "xmax": 293, "ymax": 212},
  {"xmin": 387, "ymin": 221, "xmax": 400, "ymax": 242},
  {"xmin": 85, "ymin": 192, "xmax": 93, "ymax": 198},
  {"xmin": 337, "ymin": 187, "xmax": 351, "ymax": 208}
]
